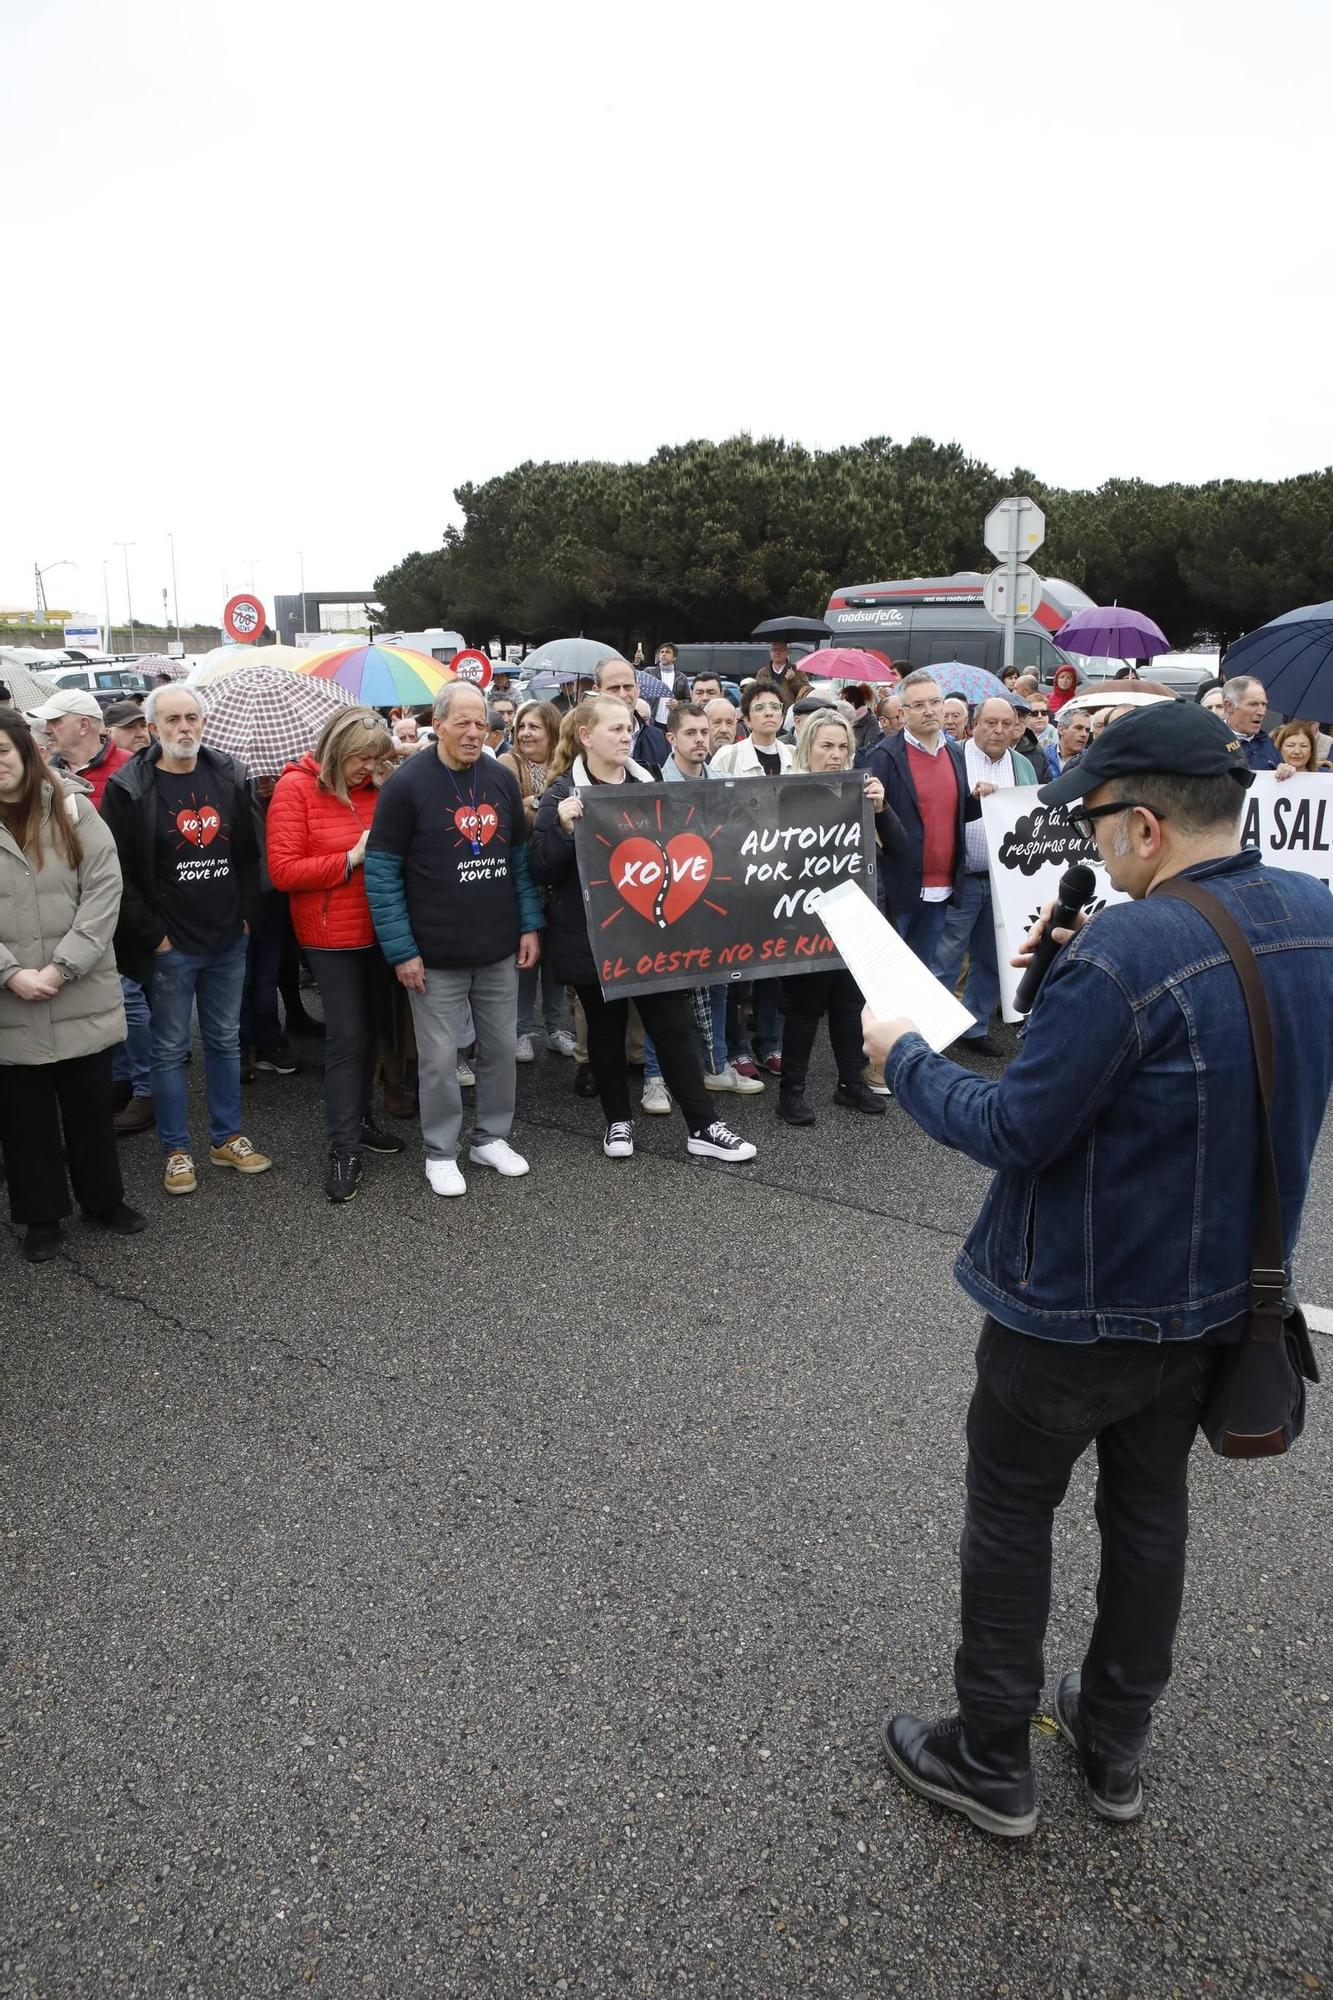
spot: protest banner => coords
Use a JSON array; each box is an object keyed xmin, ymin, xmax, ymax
[
  {"xmin": 982, "ymin": 773, "xmax": 1333, "ymax": 1020},
  {"xmin": 574, "ymin": 773, "xmax": 873, "ymax": 997}
]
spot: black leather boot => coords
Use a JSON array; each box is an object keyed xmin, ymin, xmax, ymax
[
  {"xmin": 777, "ymin": 1086, "xmax": 816, "ymax": 1125},
  {"xmin": 880, "ymin": 1711, "xmax": 1037, "ymax": 1837},
  {"xmin": 1055, "ymin": 1670, "xmax": 1144, "ymax": 1821}
]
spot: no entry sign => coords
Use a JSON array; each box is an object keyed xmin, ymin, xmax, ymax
[
  {"xmin": 574, "ymin": 772, "xmax": 874, "ymax": 997},
  {"xmin": 223, "ymin": 594, "xmax": 266, "ymax": 643}
]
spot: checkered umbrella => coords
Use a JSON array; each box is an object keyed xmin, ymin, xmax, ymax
[{"xmin": 199, "ymin": 665, "xmax": 355, "ymax": 778}]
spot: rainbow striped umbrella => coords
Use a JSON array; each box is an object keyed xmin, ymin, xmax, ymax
[{"xmin": 296, "ymin": 643, "xmax": 453, "ymax": 708}]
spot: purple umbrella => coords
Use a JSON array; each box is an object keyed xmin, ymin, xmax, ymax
[{"xmin": 1054, "ymin": 605, "xmax": 1170, "ymax": 659}]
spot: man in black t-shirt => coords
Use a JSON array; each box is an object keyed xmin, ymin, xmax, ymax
[
  {"xmin": 365, "ymin": 683, "xmax": 545, "ymax": 1198},
  {"xmin": 102, "ymin": 687, "xmax": 269, "ymax": 1197}
]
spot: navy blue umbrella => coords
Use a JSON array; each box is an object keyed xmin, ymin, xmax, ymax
[{"xmin": 1223, "ymin": 601, "xmax": 1333, "ymax": 719}]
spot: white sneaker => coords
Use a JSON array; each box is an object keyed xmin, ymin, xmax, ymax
[
  {"xmin": 603, "ymin": 1119, "xmax": 635, "ymax": 1158},
  {"xmin": 456, "ymin": 1057, "xmax": 476, "ymax": 1087},
  {"xmin": 642, "ymin": 1076, "xmax": 671, "ymax": 1115},
  {"xmin": 469, "ymin": 1138, "xmax": 530, "ymax": 1177},
  {"xmin": 515, "ymin": 1034, "xmax": 536, "ymax": 1063},
  {"xmin": 546, "ymin": 1029, "xmax": 577, "ymax": 1057},
  {"xmin": 425, "ymin": 1158, "xmax": 466, "ymax": 1197},
  {"xmin": 687, "ymin": 1120, "xmax": 758, "ymax": 1162},
  {"xmin": 706, "ymin": 1062, "xmax": 765, "ymax": 1095}
]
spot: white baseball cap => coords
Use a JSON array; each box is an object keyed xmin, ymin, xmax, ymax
[{"xmin": 29, "ymin": 689, "xmax": 104, "ymax": 723}]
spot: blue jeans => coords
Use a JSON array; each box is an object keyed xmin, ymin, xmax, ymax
[
  {"xmin": 725, "ymin": 979, "xmax": 780, "ymax": 1064},
  {"xmin": 517, "ymin": 959, "xmax": 570, "ymax": 1040},
  {"xmin": 112, "ymin": 975, "xmax": 152, "ymax": 1097},
  {"xmin": 933, "ymin": 874, "xmax": 999, "ymax": 1037},
  {"xmin": 149, "ymin": 934, "xmax": 248, "ymax": 1154},
  {"xmin": 894, "ymin": 896, "xmax": 951, "ymax": 972}
]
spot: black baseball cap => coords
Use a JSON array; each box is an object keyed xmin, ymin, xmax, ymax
[
  {"xmin": 103, "ymin": 699, "xmax": 147, "ymax": 726},
  {"xmin": 1038, "ymin": 702, "xmax": 1254, "ymax": 806}
]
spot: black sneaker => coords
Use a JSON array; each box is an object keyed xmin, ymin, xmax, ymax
[
  {"xmin": 86, "ymin": 1201, "xmax": 148, "ymax": 1236},
  {"xmin": 880, "ymin": 1711, "xmax": 1037, "ymax": 1839},
  {"xmin": 1054, "ymin": 1670, "xmax": 1144, "ymax": 1821},
  {"xmin": 687, "ymin": 1121, "xmax": 757, "ymax": 1162},
  {"xmin": 325, "ymin": 1150, "xmax": 362, "ymax": 1204},
  {"xmin": 602, "ymin": 1120, "xmax": 635, "ymax": 1159},
  {"xmin": 359, "ymin": 1118, "xmax": 405, "ymax": 1155},
  {"xmin": 777, "ymin": 1090, "xmax": 816, "ymax": 1126},
  {"xmin": 834, "ymin": 1079, "xmax": 887, "ymax": 1116},
  {"xmin": 256, "ymin": 1042, "xmax": 299, "ymax": 1075},
  {"xmin": 21, "ymin": 1222, "xmax": 62, "ymax": 1264}
]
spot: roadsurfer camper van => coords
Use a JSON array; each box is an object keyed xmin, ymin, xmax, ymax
[{"xmin": 822, "ymin": 572, "xmax": 1094, "ymax": 680}]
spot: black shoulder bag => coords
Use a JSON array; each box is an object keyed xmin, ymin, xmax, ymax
[{"xmin": 1152, "ymin": 877, "xmax": 1319, "ymax": 1458}]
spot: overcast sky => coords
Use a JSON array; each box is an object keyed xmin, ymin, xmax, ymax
[{"xmin": 3, "ymin": 0, "xmax": 1327, "ymax": 632}]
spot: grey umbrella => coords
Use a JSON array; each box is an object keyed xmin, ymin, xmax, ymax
[
  {"xmin": 751, "ymin": 616, "xmax": 831, "ymax": 640},
  {"xmin": 521, "ymin": 637, "xmax": 623, "ymax": 679}
]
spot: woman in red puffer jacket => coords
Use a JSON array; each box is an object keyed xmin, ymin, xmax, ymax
[{"xmin": 268, "ymin": 707, "xmax": 400, "ymax": 1204}]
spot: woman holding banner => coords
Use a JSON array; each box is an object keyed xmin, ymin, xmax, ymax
[
  {"xmin": 529, "ymin": 697, "xmax": 757, "ymax": 1166},
  {"xmin": 777, "ymin": 711, "xmax": 905, "ymax": 1128}
]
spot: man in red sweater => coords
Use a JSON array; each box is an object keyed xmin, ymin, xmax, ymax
[{"xmin": 866, "ymin": 671, "xmax": 984, "ymax": 971}]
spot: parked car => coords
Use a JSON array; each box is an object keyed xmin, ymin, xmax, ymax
[
  {"xmin": 1068, "ymin": 651, "xmax": 1219, "ymax": 697},
  {"xmin": 47, "ymin": 664, "xmax": 156, "ymax": 706}
]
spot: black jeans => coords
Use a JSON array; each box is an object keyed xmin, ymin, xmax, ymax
[
  {"xmin": 0, "ymin": 1047, "xmax": 123, "ymax": 1226},
  {"xmin": 307, "ymin": 947, "xmax": 390, "ymax": 1152},
  {"xmin": 575, "ymin": 984, "xmax": 714, "ymax": 1131},
  {"xmin": 779, "ymin": 968, "xmax": 864, "ymax": 1090},
  {"xmin": 955, "ymin": 1317, "xmax": 1225, "ymax": 1761}
]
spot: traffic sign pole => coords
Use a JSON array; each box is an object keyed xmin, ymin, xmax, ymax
[{"xmin": 982, "ymin": 497, "xmax": 1046, "ymax": 671}]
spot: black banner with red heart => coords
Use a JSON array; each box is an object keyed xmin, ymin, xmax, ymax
[{"xmin": 574, "ymin": 773, "xmax": 874, "ymax": 997}]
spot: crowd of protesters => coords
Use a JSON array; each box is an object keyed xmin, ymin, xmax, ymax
[{"xmin": 0, "ymin": 640, "xmax": 1325, "ymax": 1263}]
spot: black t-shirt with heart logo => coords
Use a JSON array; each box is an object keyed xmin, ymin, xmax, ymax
[
  {"xmin": 153, "ymin": 767, "xmax": 244, "ymax": 956},
  {"xmin": 367, "ymin": 749, "xmax": 527, "ymax": 968}
]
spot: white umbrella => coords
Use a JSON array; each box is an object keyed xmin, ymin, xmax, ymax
[{"xmin": 187, "ymin": 643, "xmax": 311, "ymax": 687}]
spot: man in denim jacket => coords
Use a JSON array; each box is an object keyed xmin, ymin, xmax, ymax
[{"xmin": 862, "ymin": 703, "xmax": 1333, "ymax": 1838}]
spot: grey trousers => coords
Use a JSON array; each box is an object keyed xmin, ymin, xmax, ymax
[{"xmin": 408, "ymin": 957, "xmax": 519, "ymax": 1161}]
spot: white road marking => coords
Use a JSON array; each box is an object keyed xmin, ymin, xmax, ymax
[{"xmin": 1302, "ymin": 1304, "xmax": 1333, "ymax": 1336}]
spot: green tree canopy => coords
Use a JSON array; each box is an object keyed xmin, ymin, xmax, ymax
[{"xmin": 376, "ymin": 437, "xmax": 1333, "ymax": 653}]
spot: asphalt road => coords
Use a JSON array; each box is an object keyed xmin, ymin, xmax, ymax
[{"xmin": 3, "ymin": 1016, "xmax": 1331, "ymax": 2000}]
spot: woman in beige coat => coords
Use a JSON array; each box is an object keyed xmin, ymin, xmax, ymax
[{"xmin": 0, "ymin": 708, "xmax": 146, "ymax": 1262}]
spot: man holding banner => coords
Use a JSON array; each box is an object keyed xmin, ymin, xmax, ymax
[{"xmin": 860, "ymin": 703, "xmax": 1333, "ymax": 1839}]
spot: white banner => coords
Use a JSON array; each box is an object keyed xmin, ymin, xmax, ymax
[{"xmin": 981, "ymin": 774, "xmax": 1333, "ymax": 1022}]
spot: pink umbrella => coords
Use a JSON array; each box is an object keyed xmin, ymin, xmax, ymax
[{"xmin": 804, "ymin": 647, "xmax": 901, "ymax": 685}]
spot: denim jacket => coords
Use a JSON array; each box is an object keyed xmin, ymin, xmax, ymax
[{"xmin": 885, "ymin": 850, "xmax": 1333, "ymax": 1343}]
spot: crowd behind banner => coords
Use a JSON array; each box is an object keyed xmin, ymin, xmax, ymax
[{"xmin": 0, "ymin": 644, "xmax": 1328, "ymax": 1259}]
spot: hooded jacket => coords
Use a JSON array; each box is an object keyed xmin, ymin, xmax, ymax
[
  {"xmin": 0, "ymin": 781, "xmax": 126, "ymax": 1066},
  {"xmin": 267, "ymin": 755, "xmax": 380, "ymax": 951}
]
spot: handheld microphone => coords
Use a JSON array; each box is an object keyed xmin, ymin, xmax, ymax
[{"xmin": 1013, "ymin": 863, "xmax": 1096, "ymax": 1014}]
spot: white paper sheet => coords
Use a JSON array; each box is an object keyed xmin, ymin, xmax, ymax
[{"xmin": 814, "ymin": 880, "xmax": 976, "ymax": 1054}]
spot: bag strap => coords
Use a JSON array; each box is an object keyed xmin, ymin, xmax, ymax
[{"xmin": 1150, "ymin": 876, "xmax": 1286, "ymax": 1339}]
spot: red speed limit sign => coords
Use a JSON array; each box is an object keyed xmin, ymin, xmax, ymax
[
  {"xmin": 449, "ymin": 648, "xmax": 493, "ymax": 689},
  {"xmin": 223, "ymin": 594, "xmax": 266, "ymax": 643}
]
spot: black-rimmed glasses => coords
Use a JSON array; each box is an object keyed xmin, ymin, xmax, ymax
[{"xmin": 1067, "ymin": 800, "xmax": 1167, "ymax": 842}]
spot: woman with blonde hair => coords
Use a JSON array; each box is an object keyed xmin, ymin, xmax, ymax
[
  {"xmin": 776, "ymin": 710, "xmax": 904, "ymax": 1127},
  {"xmin": 499, "ymin": 699, "xmax": 574, "ymax": 1059},
  {"xmin": 267, "ymin": 706, "xmax": 402, "ymax": 1203},
  {"xmin": 0, "ymin": 707, "xmax": 145, "ymax": 1260}
]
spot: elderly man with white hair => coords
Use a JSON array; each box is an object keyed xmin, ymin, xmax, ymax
[
  {"xmin": 1220, "ymin": 676, "xmax": 1293, "ymax": 776},
  {"xmin": 101, "ymin": 683, "xmax": 271, "ymax": 1194}
]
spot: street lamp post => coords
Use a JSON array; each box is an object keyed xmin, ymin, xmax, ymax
[
  {"xmin": 114, "ymin": 541, "xmax": 136, "ymax": 652},
  {"xmin": 34, "ymin": 558, "xmax": 73, "ymax": 624},
  {"xmin": 103, "ymin": 561, "xmax": 112, "ymax": 651},
  {"xmin": 167, "ymin": 532, "xmax": 182, "ymax": 642}
]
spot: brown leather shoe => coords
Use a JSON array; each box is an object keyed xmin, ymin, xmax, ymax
[
  {"xmin": 113, "ymin": 1094, "xmax": 156, "ymax": 1136},
  {"xmin": 383, "ymin": 1083, "xmax": 418, "ymax": 1119}
]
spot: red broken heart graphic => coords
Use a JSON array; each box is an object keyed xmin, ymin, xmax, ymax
[
  {"xmin": 453, "ymin": 803, "xmax": 498, "ymax": 846},
  {"xmin": 610, "ymin": 834, "xmax": 713, "ymax": 927},
  {"xmin": 176, "ymin": 805, "xmax": 220, "ymax": 847}
]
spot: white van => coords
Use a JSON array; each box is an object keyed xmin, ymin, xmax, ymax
[{"xmin": 376, "ymin": 628, "xmax": 466, "ymax": 665}]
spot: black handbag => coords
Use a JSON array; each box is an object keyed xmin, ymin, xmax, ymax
[{"xmin": 1152, "ymin": 877, "xmax": 1319, "ymax": 1458}]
